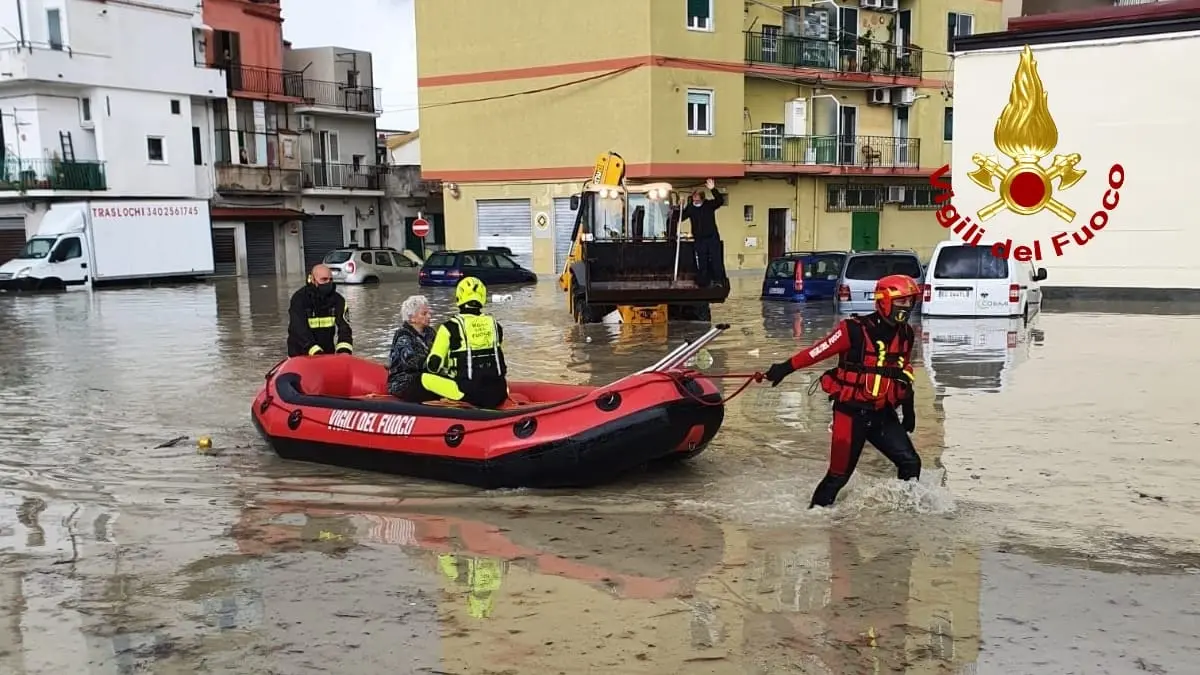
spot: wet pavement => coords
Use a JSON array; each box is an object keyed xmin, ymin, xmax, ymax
[{"xmin": 1, "ymin": 274, "xmax": 1198, "ymax": 674}]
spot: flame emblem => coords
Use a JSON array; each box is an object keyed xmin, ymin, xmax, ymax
[{"xmin": 967, "ymin": 45, "xmax": 1086, "ymax": 222}]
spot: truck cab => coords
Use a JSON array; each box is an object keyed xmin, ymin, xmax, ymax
[
  {"xmin": 0, "ymin": 204, "xmax": 91, "ymax": 290},
  {"xmin": 560, "ymin": 154, "xmax": 730, "ymax": 323}
]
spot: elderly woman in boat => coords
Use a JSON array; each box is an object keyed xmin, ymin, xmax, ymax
[{"xmin": 387, "ymin": 294, "xmax": 439, "ymax": 402}]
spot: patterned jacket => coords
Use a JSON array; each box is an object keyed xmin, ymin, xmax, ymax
[{"xmin": 387, "ymin": 322, "xmax": 436, "ymax": 398}]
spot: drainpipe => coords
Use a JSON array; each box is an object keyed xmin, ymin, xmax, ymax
[{"xmin": 16, "ymin": 0, "xmax": 27, "ymax": 47}]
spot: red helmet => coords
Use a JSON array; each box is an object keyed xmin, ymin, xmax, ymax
[{"xmin": 874, "ymin": 274, "xmax": 921, "ymax": 323}]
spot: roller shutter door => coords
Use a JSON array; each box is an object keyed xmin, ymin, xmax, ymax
[
  {"xmin": 211, "ymin": 228, "xmax": 237, "ymax": 276},
  {"xmin": 244, "ymin": 222, "xmax": 277, "ymax": 276},
  {"xmin": 0, "ymin": 217, "xmax": 26, "ymax": 263},
  {"xmin": 552, "ymin": 198, "xmax": 577, "ymax": 274},
  {"xmin": 475, "ymin": 199, "xmax": 532, "ymax": 269},
  {"xmin": 303, "ymin": 215, "xmax": 345, "ymax": 270}
]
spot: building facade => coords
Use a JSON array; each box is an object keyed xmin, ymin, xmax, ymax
[
  {"xmin": 200, "ymin": 0, "xmax": 384, "ymax": 277},
  {"xmin": 416, "ymin": 0, "xmax": 1002, "ymax": 275},
  {"xmin": 379, "ymin": 129, "xmax": 446, "ymax": 259},
  {"xmin": 0, "ymin": 0, "xmax": 226, "ymax": 261}
]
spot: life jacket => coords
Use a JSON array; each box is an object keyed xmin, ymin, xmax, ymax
[
  {"xmin": 444, "ymin": 313, "xmax": 506, "ymax": 382},
  {"xmin": 819, "ymin": 317, "xmax": 914, "ymax": 409}
]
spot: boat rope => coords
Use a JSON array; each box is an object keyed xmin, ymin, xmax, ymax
[{"xmin": 261, "ymin": 370, "xmax": 767, "ymax": 439}]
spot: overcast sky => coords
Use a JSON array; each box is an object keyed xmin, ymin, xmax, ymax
[{"xmin": 279, "ymin": 0, "xmax": 419, "ymax": 131}]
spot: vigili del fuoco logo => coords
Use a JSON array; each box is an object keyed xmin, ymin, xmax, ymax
[{"xmin": 929, "ymin": 45, "xmax": 1125, "ymax": 261}]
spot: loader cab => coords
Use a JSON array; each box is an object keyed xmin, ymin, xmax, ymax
[{"xmin": 570, "ymin": 183, "xmax": 678, "ymax": 242}]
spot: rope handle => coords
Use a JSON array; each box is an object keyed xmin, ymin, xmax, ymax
[{"xmin": 263, "ymin": 371, "xmax": 767, "ymax": 439}]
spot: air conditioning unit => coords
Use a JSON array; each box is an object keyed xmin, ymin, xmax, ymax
[
  {"xmin": 298, "ymin": 114, "xmax": 315, "ymax": 131},
  {"xmin": 869, "ymin": 88, "xmax": 892, "ymax": 105},
  {"xmin": 892, "ymin": 86, "xmax": 916, "ymax": 106},
  {"xmin": 885, "ymin": 186, "xmax": 906, "ymax": 203},
  {"xmin": 859, "ymin": 0, "xmax": 883, "ymax": 9},
  {"xmin": 783, "ymin": 98, "xmax": 807, "ymax": 136},
  {"xmin": 879, "ymin": 0, "xmax": 899, "ymax": 11}
]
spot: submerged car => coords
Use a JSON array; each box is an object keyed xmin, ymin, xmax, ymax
[
  {"xmin": 323, "ymin": 247, "xmax": 414, "ymax": 284},
  {"xmin": 418, "ymin": 248, "xmax": 538, "ymax": 287},
  {"xmin": 833, "ymin": 250, "xmax": 925, "ymax": 315},
  {"xmin": 761, "ymin": 251, "xmax": 847, "ymax": 302}
]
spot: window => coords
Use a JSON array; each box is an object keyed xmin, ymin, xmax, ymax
[
  {"xmin": 425, "ymin": 252, "xmax": 455, "ymax": 267},
  {"xmin": 947, "ymin": 13, "xmax": 974, "ymax": 51},
  {"xmin": 933, "ymin": 245, "xmax": 1008, "ymax": 280},
  {"xmin": 170, "ymin": 100, "xmax": 181, "ymax": 115},
  {"xmin": 760, "ymin": 122, "xmax": 783, "ymax": 161},
  {"xmin": 390, "ymin": 252, "xmax": 406, "ymax": 267},
  {"xmin": 495, "ymin": 255, "xmax": 518, "ymax": 269},
  {"xmin": 146, "ymin": 136, "xmax": 165, "ymax": 163},
  {"xmin": 743, "ymin": 205, "xmax": 754, "ymax": 222},
  {"xmin": 192, "ymin": 127, "xmax": 203, "ymax": 165},
  {"xmin": 686, "ymin": 89, "xmax": 713, "ymax": 136},
  {"xmin": 79, "ymin": 98, "xmax": 91, "ymax": 123},
  {"xmin": 47, "ymin": 9, "xmax": 63, "ymax": 50},
  {"xmin": 845, "ymin": 254, "xmax": 922, "ymax": 281},
  {"xmin": 899, "ymin": 184, "xmax": 944, "ymax": 210},
  {"xmin": 687, "ymin": 0, "xmax": 712, "ymax": 31},
  {"xmin": 348, "ymin": 230, "xmax": 358, "ymax": 244},
  {"xmin": 51, "ymin": 237, "xmax": 82, "ymax": 261},
  {"xmin": 766, "ymin": 258, "xmax": 796, "ymax": 279},
  {"xmin": 826, "ymin": 184, "xmax": 881, "ymax": 212},
  {"xmin": 761, "ymin": 25, "xmax": 780, "ymax": 61},
  {"xmin": 373, "ymin": 251, "xmax": 393, "ymax": 266},
  {"xmin": 352, "ymin": 154, "xmax": 364, "ymax": 171},
  {"xmin": 460, "ymin": 253, "xmax": 478, "ymax": 267},
  {"xmin": 943, "ymin": 107, "xmax": 953, "ymax": 142},
  {"xmin": 476, "ymin": 254, "xmax": 497, "ymax": 268},
  {"xmin": 805, "ymin": 254, "xmax": 845, "ymax": 279},
  {"xmin": 360, "ymin": 251, "xmax": 373, "ymax": 264}
]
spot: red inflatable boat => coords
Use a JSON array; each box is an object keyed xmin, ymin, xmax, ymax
[{"xmin": 251, "ymin": 324, "xmax": 731, "ymax": 488}]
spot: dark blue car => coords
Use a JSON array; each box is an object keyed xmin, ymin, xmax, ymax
[
  {"xmin": 761, "ymin": 250, "xmax": 847, "ymax": 302},
  {"xmin": 417, "ymin": 248, "xmax": 538, "ymax": 287}
]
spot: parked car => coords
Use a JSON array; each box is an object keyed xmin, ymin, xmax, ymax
[
  {"xmin": 834, "ymin": 249, "xmax": 925, "ymax": 315},
  {"xmin": 418, "ymin": 248, "xmax": 538, "ymax": 287},
  {"xmin": 761, "ymin": 250, "xmax": 847, "ymax": 302},
  {"xmin": 920, "ymin": 241, "xmax": 1046, "ymax": 319},
  {"xmin": 323, "ymin": 246, "xmax": 413, "ymax": 284}
]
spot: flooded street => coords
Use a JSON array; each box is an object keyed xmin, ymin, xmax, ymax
[{"xmin": 1, "ymin": 274, "xmax": 1198, "ymax": 674}]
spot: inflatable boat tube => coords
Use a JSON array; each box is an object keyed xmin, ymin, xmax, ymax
[{"xmin": 250, "ymin": 354, "xmax": 724, "ymax": 489}]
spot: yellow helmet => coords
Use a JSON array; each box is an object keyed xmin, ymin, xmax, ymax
[{"xmin": 455, "ymin": 276, "xmax": 487, "ymax": 307}]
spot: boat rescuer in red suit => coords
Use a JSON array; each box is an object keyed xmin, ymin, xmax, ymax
[
  {"xmin": 421, "ymin": 276, "xmax": 509, "ymax": 408},
  {"xmin": 763, "ymin": 274, "xmax": 922, "ymax": 508},
  {"xmin": 286, "ymin": 264, "xmax": 354, "ymax": 357}
]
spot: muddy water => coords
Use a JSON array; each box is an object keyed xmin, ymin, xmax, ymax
[{"xmin": 1, "ymin": 275, "xmax": 1197, "ymax": 674}]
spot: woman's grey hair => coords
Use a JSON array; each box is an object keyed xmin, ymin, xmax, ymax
[{"xmin": 400, "ymin": 294, "xmax": 430, "ymax": 324}]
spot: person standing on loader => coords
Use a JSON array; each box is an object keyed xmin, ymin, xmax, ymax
[{"xmin": 681, "ymin": 178, "xmax": 727, "ymax": 288}]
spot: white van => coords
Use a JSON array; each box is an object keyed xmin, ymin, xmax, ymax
[{"xmin": 921, "ymin": 241, "xmax": 1046, "ymax": 319}]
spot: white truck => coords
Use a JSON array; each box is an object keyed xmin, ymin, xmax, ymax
[{"xmin": 0, "ymin": 200, "xmax": 214, "ymax": 291}]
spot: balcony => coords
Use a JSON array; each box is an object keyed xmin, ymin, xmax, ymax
[
  {"xmin": 0, "ymin": 158, "xmax": 107, "ymax": 192},
  {"xmin": 744, "ymin": 32, "xmax": 924, "ymax": 85},
  {"xmin": 380, "ymin": 165, "xmax": 441, "ymax": 198},
  {"xmin": 295, "ymin": 79, "xmax": 383, "ymax": 116},
  {"xmin": 224, "ymin": 64, "xmax": 304, "ymax": 100},
  {"xmin": 744, "ymin": 135, "xmax": 921, "ymax": 173},
  {"xmin": 214, "ymin": 128, "xmax": 302, "ymax": 194},
  {"xmin": 301, "ymin": 163, "xmax": 382, "ymax": 192}
]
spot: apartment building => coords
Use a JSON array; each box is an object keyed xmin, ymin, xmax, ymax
[
  {"xmin": 416, "ymin": 0, "xmax": 1001, "ymax": 275},
  {"xmin": 378, "ymin": 129, "xmax": 447, "ymax": 259},
  {"xmin": 200, "ymin": 0, "xmax": 383, "ymax": 277},
  {"xmin": 0, "ymin": 0, "xmax": 225, "ymax": 262}
]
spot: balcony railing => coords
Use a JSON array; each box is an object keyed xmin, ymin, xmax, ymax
[
  {"xmin": 214, "ymin": 163, "xmax": 301, "ymax": 193},
  {"xmin": 0, "ymin": 158, "xmax": 107, "ymax": 191},
  {"xmin": 223, "ymin": 63, "xmax": 303, "ymax": 98},
  {"xmin": 744, "ymin": 134, "xmax": 920, "ymax": 169},
  {"xmin": 298, "ymin": 79, "xmax": 383, "ymax": 114},
  {"xmin": 301, "ymin": 162, "xmax": 381, "ymax": 191},
  {"xmin": 379, "ymin": 165, "xmax": 441, "ymax": 197},
  {"xmin": 745, "ymin": 32, "xmax": 923, "ymax": 79}
]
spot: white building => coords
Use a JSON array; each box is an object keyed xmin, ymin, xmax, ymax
[
  {"xmin": 282, "ymin": 44, "xmax": 386, "ymax": 268},
  {"xmin": 0, "ymin": 0, "xmax": 225, "ymax": 261}
]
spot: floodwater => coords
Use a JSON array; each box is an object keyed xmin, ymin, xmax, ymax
[{"xmin": 1, "ymin": 273, "xmax": 1198, "ymax": 674}]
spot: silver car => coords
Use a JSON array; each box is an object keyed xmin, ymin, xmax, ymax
[
  {"xmin": 323, "ymin": 247, "xmax": 415, "ymax": 284},
  {"xmin": 833, "ymin": 250, "xmax": 925, "ymax": 314}
]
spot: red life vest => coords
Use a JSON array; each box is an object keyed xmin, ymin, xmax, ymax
[{"xmin": 819, "ymin": 317, "xmax": 914, "ymax": 409}]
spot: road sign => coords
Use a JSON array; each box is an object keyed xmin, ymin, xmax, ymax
[{"xmin": 412, "ymin": 217, "xmax": 430, "ymax": 238}]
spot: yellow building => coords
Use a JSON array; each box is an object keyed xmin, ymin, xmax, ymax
[{"xmin": 415, "ymin": 0, "xmax": 1002, "ymax": 275}]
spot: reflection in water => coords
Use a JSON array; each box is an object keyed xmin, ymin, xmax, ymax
[{"xmin": 0, "ymin": 276, "xmax": 1197, "ymax": 672}]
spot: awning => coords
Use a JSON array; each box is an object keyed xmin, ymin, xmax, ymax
[{"xmin": 210, "ymin": 207, "xmax": 308, "ymax": 221}]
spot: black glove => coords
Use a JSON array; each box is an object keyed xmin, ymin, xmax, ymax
[
  {"xmin": 765, "ymin": 361, "xmax": 794, "ymax": 387},
  {"xmin": 900, "ymin": 397, "xmax": 916, "ymax": 433}
]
